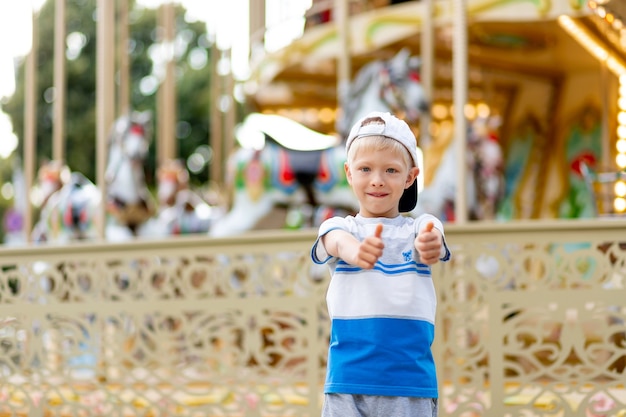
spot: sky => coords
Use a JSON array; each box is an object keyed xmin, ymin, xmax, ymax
[
  {"xmin": 0, "ymin": 0, "xmax": 311, "ymax": 160},
  {"xmin": 0, "ymin": 1, "xmax": 42, "ymax": 159}
]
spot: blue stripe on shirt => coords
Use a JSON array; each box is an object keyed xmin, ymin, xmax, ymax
[
  {"xmin": 335, "ymin": 259, "xmax": 431, "ymax": 276},
  {"xmin": 325, "ymin": 317, "xmax": 438, "ymax": 398}
]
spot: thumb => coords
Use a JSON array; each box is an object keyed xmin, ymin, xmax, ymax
[
  {"xmin": 423, "ymin": 222, "xmax": 434, "ymax": 233},
  {"xmin": 374, "ymin": 223, "xmax": 383, "ymax": 238}
]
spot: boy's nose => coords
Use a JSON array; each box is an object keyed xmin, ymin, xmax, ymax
[{"xmin": 371, "ymin": 172, "xmax": 384, "ymax": 186}]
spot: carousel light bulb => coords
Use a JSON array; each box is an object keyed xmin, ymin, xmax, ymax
[
  {"xmin": 304, "ymin": 108, "xmax": 318, "ymax": 125},
  {"xmin": 614, "ymin": 197, "xmax": 626, "ymax": 213},
  {"xmin": 464, "ymin": 104, "xmax": 477, "ymax": 120},
  {"xmin": 617, "ymin": 153, "xmax": 626, "ymax": 168},
  {"xmin": 318, "ymin": 107, "xmax": 335, "ymax": 124},
  {"xmin": 617, "ymin": 139, "xmax": 626, "ymax": 153},
  {"xmin": 476, "ymin": 102, "xmax": 491, "ymax": 118},
  {"xmin": 615, "ymin": 180, "xmax": 626, "ymax": 197},
  {"xmin": 0, "ymin": 182, "xmax": 14, "ymax": 200},
  {"xmin": 432, "ymin": 103, "xmax": 449, "ymax": 120},
  {"xmin": 618, "ymin": 125, "xmax": 626, "ymax": 138},
  {"xmin": 291, "ymin": 108, "xmax": 304, "ymax": 122},
  {"xmin": 619, "ymin": 111, "xmax": 626, "ymax": 125}
]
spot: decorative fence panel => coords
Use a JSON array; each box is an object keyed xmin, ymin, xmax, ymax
[
  {"xmin": 0, "ymin": 231, "xmax": 327, "ymax": 417},
  {"xmin": 436, "ymin": 220, "xmax": 626, "ymax": 417},
  {"xmin": 1, "ymin": 219, "xmax": 625, "ymax": 416}
]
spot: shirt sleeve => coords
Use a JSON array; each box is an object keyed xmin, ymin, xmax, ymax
[{"xmin": 310, "ymin": 217, "xmax": 348, "ymax": 265}]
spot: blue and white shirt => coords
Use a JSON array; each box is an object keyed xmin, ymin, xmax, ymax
[{"xmin": 311, "ymin": 214, "xmax": 450, "ymax": 398}]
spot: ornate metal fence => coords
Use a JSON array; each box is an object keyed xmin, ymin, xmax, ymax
[
  {"xmin": 436, "ymin": 220, "xmax": 626, "ymax": 417},
  {"xmin": 0, "ymin": 231, "xmax": 327, "ymax": 417},
  {"xmin": 0, "ymin": 220, "xmax": 625, "ymax": 416}
]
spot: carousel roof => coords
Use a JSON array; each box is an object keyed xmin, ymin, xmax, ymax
[{"xmin": 245, "ymin": 0, "xmax": 622, "ymax": 130}]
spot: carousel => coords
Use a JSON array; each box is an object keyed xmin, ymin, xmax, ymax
[
  {"xmin": 4, "ymin": 0, "xmax": 626, "ymax": 244},
  {"xmin": 244, "ymin": 0, "xmax": 626, "ymax": 224}
]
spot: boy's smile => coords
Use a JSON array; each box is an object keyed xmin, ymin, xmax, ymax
[{"xmin": 345, "ymin": 146, "xmax": 419, "ymax": 218}]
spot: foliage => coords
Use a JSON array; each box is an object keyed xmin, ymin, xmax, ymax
[{"xmin": 3, "ymin": 0, "xmax": 214, "ymax": 186}]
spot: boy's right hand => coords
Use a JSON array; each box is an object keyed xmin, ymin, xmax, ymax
[{"xmin": 355, "ymin": 223, "xmax": 384, "ymax": 269}]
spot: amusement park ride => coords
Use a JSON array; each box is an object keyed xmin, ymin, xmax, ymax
[
  {"xmin": 246, "ymin": 0, "xmax": 626, "ymax": 222},
  {"xmin": 3, "ymin": 0, "xmax": 626, "ymax": 246}
]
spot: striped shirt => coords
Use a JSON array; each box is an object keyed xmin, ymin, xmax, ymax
[{"xmin": 311, "ymin": 214, "xmax": 450, "ymax": 398}]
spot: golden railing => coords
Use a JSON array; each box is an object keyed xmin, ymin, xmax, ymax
[{"xmin": 0, "ymin": 219, "xmax": 625, "ymax": 416}]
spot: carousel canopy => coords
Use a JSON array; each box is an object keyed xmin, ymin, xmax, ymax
[{"xmin": 245, "ymin": 0, "xmax": 618, "ymax": 131}]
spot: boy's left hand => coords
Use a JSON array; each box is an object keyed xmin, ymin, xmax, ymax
[{"xmin": 415, "ymin": 222, "xmax": 443, "ymax": 265}]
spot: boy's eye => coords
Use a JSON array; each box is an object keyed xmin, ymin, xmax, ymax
[
  {"xmin": 386, "ymin": 168, "xmax": 398, "ymax": 173},
  {"xmin": 360, "ymin": 167, "xmax": 371, "ymax": 172}
]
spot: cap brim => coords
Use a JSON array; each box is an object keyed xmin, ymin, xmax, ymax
[{"xmin": 399, "ymin": 179, "xmax": 418, "ymax": 212}]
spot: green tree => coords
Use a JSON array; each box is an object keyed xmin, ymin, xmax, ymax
[{"xmin": 3, "ymin": 0, "xmax": 214, "ymax": 185}]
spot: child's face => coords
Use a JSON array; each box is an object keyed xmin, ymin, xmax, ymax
[{"xmin": 345, "ymin": 145, "xmax": 419, "ymax": 218}]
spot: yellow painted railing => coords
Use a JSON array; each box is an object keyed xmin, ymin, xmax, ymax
[{"xmin": 0, "ymin": 219, "xmax": 625, "ymax": 416}]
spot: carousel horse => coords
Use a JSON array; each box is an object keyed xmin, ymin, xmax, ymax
[
  {"xmin": 34, "ymin": 172, "xmax": 101, "ymax": 243},
  {"xmin": 209, "ymin": 49, "xmax": 429, "ymax": 237},
  {"xmin": 336, "ymin": 48, "xmax": 429, "ymax": 137},
  {"xmin": 31, "ymin": 160, "xmax": 72, "ymax": 242},
  {"xmin": 469, "ymin": 116, "xmax": 506, "ymax": 220},
  {"xmin": 413, "ymin": 115, "xmax": 505, "ymax": 221},
  {"xmin": 30, "ymin": 160, "xmax": 102, "ymax": 243},
  {"xmin": 145, "ymin": 158, "xmax": 223, "ymax": 236},
  {"xmin": 104, "ymin": 111, "xmax": 156, "ymax": 241}
]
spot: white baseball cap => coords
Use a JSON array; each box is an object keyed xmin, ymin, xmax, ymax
[{"xmin": 346, "ymin": 111, "xmax": 419, "ymax": 212}]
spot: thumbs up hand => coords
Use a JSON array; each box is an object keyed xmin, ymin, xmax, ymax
[
  {"xmin": 320, "ymin": 223, "xmax": 384, "ymax": 269},
  {"xmin": 415, "ymin": 221, "xmax": 443, "ymax": 265},
  {"xmin": 354, "ymin": 223, "xmax": 385, "ymax": 270}
]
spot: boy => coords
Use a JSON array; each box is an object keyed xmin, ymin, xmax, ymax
[{"xmin": 311, "ymin": 111, "xmax": 451, "ymax": 417}]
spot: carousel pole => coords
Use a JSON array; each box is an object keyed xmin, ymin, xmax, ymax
[
  {"xmin": 117, "ymin": 0, "xmax": 130, "ymax": 116},
  {"xmin": 453, "ymin": 0, "xmax": 468, "ymax": 224},
  {"xmin": 157, "ymin": 1, "xmax": 177, "ymax": 166},
  {"xmin": 210, "ymin": 41, "xmax": 223, "ymax": 185},
  {"xmin": 23, "ymin": 4, "xmax": 39, "ymax": 244},
  {"xmin": 600, "ymin": 64, "xmax": 611, "ymax": 169},
  {"xmin": 248, "ymin": 0, "xmax": 265, "ymax": 61},
  {"xmin": 335, "ymin": 0, "xmax": 351, "ymax": 121},
  {"xmin": 96, "ymin": 0, "xmax": 116, "ymax": 238},
  {"xmin": 420, "ymin": 0, "xmax": 434, "ymax": 149},
  {"xmin": 224, "ymin": 48, "xmax": 235, "ymax": 172},
  {"xmin": 53, "ymin": 0, "xmax": 66, "ymax": 163}
]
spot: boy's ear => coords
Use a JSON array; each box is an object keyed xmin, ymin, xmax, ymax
[
  {"xmin": 344, "ymin": 162, "xmax": 353, "ymax": 184},
  {"xmin": 406, "ymin": 166, "xmax": 419, "ymax": 189}
]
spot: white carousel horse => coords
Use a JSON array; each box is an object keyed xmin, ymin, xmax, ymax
[
  {"xmin": 142, "ymin": 158, "xmax": 223, "ymax": 236},
  {"xmin": 31, "ymin": 160, "xmax": 72, "ymax": 243},
  {"xmin": 209, "ymin": 49, "xmax": 429, "ymax": 237},
  {"xmin": 34, "ymin": 172, "xmax": 101, "ymax": 243},
  {"xmin": 30, "ymin": 159, "xmax": 101, "ymax": 244},
  {"xmin": 413, "ymin": 115, "xmax": 505, "ymax": 221},
  {"xmin": 104, "ymin": 111, "xmax": 156, "ymax": 241},
  {"xmin": 336, "ymin": 48, "xmax": 429, "ymax": 137}
]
